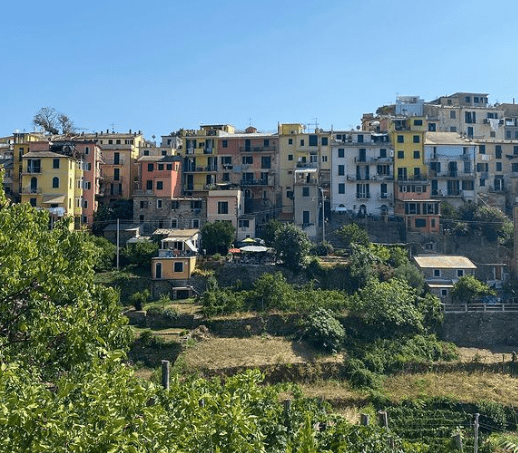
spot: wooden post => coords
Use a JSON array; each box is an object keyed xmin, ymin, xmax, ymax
[
  {"xmin": 377, "ymin": 410, "xmax": 388, "ymax": 428},
  {"xmin": 161, "ymin": 360, "xmax": 170, "ymax": 390},
  {"xmin": 474, "ymin": 413, "xmax": 479, "ymax": 453},
  {"xmin": 452, "ymin": 433, "xmax": 463, "ymax": 451},
  {"xmin": 360, "ymin": 414, "xmax": 370, "ymax": 426}
]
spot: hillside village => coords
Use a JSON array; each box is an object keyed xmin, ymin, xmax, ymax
[{"xmin": 2, "ymin": 92, "xmax": 518, "ymax": 303}]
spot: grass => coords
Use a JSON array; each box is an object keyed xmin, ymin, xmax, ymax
[{"xmin": 143, "ymin": 298, "xmax": 201, "ymax": 315}]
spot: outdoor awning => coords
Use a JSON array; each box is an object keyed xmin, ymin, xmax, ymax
[{"xmin": 42, "ymin": 195, "xmax": 65, "ymax": 204}]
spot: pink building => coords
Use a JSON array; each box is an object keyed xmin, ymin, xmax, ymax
[
  {"xmin": 138, "ymin": 155, "xmax": 183, "ymax": 198},
  {"xmin": 394, "ymin": 183, "xmax": 440, "ymax": 233}
]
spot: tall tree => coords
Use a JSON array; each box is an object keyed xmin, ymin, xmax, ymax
[
  {"xmin": 201, "ymin": 221, "xmax": 235, "ymax": 254},
  {"xmin": 33, "ymin": 107, "xmax": 76, "ymax": 135},
  {"xmin": 273, "ymin": 223, "xmax": 310, "ymax": 271}
]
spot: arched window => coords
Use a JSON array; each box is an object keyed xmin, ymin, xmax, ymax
[
  {"xmin": 52, "ymin": 177, "xmax": 59, "ymax": 188},
  {"xmin": 155, "ymin": 262, "xmax": 162, "ymax": 279}
]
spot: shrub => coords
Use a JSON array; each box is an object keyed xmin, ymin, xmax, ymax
[
  {"xmin": 302, "ymin": 308, "xmax": 345, "ymax": 353},
  {"xmin": 130, "ymin": 289, "xmax": 150, "ymax": 311}
]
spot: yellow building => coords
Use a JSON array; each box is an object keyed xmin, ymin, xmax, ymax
[
  {"xmin": 277, "ymin": 123, "xmax": 331, "ymax": 221},
  {"xmin": 390, "ymin": 117, "xmax": 428, "ymax": 181},
  {"xmin": 182, "ymin": 125, "xmax": 234, "ymax": 195},
  {"xmin": 21, "ymin": 150, "xmax": 83, "ymax": 228}
]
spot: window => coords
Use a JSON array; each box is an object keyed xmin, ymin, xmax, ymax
[
  {"xmin": 415, "ymin": 218, "xmax": 426, "ymax": 228},
  {"xmin": 450, "ymin": 126, "xmax": 457, "ymax": 132},
  {"xmin": 174, "ymin": 262, "xmax": 183, "ymax": 273},
  {"xmin": 465, "ymin": 96, "xmax": 471, "ymax": 103},
  {"xmin": 218, "ymin": 201, "xmax": 228, "ymax": 214},
  {"xmin": 222, "ymin": 173, "xmax": 230, "ymax": 181},
  {"xmin": 413, "ymin": 135, "xmax": 420, "ymax": 143},
  {"xmin": 114, "ymin": 153, "xmax": 120, "ymax": 165},
  {"xmin": 300, "ymin": 139, "xmax": 305, "ymax": 146},
  {"xmin": 158, "ymin": 163, "xmax": 164, "ymax": 170},
  {"xmin": 479, "ymin": 145, "xmax": 485, "ymax": 154},
  {"xmin": 321, "ymin": 137, "xmax": 328, "ymax": 146},
  {"xmin": 428, "ymin": 123, "xmax": 436, "ymax": 132},
  {"xmin": 397, "ymin": 151, "xmax": 404, "ymax": 159},
  {"xmin": 116, "ymin": 139, "xmax": 121, "ymax": 145},
  {"xmin": 157, "ymin": 199, "xmax": 163, "ymax": 209},
  {"xmin": 338, "ymin": 165, "xmax": 345, "ymax": 176},
  {"xmin": 434, "ymin": 269, "xmax": 441, "ymax": 277},
  {"xmin": 239, "ymin": 219, "xmax": 250, "ymax": 228},
  {"xmin": 114, "ymin": 169, "xmax": 120, "ymax": 181},
  {"xmin": 139, "ymin": 201, "xmax": 148, "ymax": 209},
  {"xmin": 191, "ymin": 219, "xmax": 200, "ymax": 228},
  {"xmin": 30, "ymin": 198, "xmax": 37, "ymax": 207},
  {"xmin": 155, "ymin": 262, "xmax": 162, "ymax": 279},
  {"xmin": 302, "ymin": 210, "xmax": 310, "ymax": 224},
  {"xmin": 191, "ymin": 200, "xmax": 202, "ymax": 210},
  {"xmin": 380, "ymin": 148, "xmax": 387, "ymax": 158},
  {"xmin": 450, "ymin": 111, "xmax": 456, "ymax": 119},
  {"xmin": 263, "ymin": 139, "xmax": 270, "ymax": 148},
  {"xmin": 480, "ymin": 178, "xmax": 485, "ymax": 187},
  {"xmin": 457, "ymin": 269, "xmax": 464, "ymax": 278},
  {"xmin": 309, "ymin": 135, "xmax": 318, "ymax": 146},
  {"xmin": 414, "ymin": 119, "xmax": 423, "ymax": 126},
  {"xmin": 242, "ymin": 156, "xmax": 253, "ymax": 165},
  {"xmin": 147, "ymin": 163, "xmax": 153, "ymax": 172},
  {"xmin": 53, "ymin": 158, "xmax": 60, "ymax": 169},
  {"xmin": 514, "ymin": 145, "xmax": 518, "ymax": 155},
  {"xmin": 357, "ymin": 134, "xmax": 364, "ymax": 143},
  {"xmin": 322, "ymin": 155, "xmax": 328, "ymax": 162},
  {"xmin": 462, "ymin": 180, "xmax": 474, "ymax": 190},
  {"xmin": 413, "ymin": 151, "xmax": 420, "ymax": 159},
  {"xmin": 338, "ymin": 183, "xmax": 345, "ymax": 194},
  {"xmin": 302, "ymin": 187, "xmax": 310, "ymax": 197},
  {"xmin": 156, "ymin": 181, "xmax": 163, "ymax": 190},
  {"xmin": 397, "ymin": 135, "xmax": 404, "ymax": 143},
  {"xmin": 143, "ymin": 150, "xmax": 149, "ymax": 156},
  {"xmin": 222, "ymin": 140, "xmax": 228, "ymax": 148},
  {"xmin": 52, "ymin": 177, "xmax": 59, "ymax": 188},
  {"xmin": 512, "ymin": 163, "xmax": 518, "ymax": 173},
  {"xmin": 85, "ymin": 147, "xmax": 90, "ymax": 155},
  {"xmin": 288, "ymin": 138, "xmax": 293, "ymax": 145},
  {"xmin": 166, "ymin": 164, "xmax": 173, "ymax": 170},
  {"xmin": 146, "ymin": 180, "xmax": 152, "ymax": 190},
  {"xmin": 338, "ymin": 148, "xmax": 345, "ymax": 158},
  {"xmin": 261, "ymin": 156, "xmax": 271, "ymax": 169},
  {"xmin": 441, "ymin": 289, "xmax": 448, "ymax": 297},
  {"xmin": 83, "ymin": 200, "xmax": 88, "ymax": 209},
  {"xmin": 496, "ymin": 162, "xmax": 502, "ymax": 172},
  {"xmin": 496, "ymin": 145, "xmax": 502, "ymax": 159}
]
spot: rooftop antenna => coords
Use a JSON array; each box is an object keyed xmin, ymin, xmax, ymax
[
  {"xmin": 248, "ymin": 117, "xmax": 253, "ymax": 126},
  {"xmin": 111, "ymin": 123, "xmax": 115, "ymax": 133}
]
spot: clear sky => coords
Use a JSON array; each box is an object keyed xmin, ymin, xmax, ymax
[{"xmin": 3, "ymin": 0, "xmax": 518, "ymax": 139}]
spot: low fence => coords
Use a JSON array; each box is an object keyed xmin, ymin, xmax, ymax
[{"xmin": 443, "ymin": 303, "xmax": 518, "ymax": 313}]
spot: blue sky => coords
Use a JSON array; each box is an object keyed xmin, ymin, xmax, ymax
[{"xmin": 3, "ymin": 0, "xmax": 518, "ymax": 139}]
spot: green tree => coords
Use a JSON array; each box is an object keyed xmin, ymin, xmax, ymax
[
  {"xmin": 337, "ymin": 223, "xmax": 370, "ymax": 249},
  {"xmin": 273, "ymin": 223, "xmax": 311, "ymax": 271},
  {"xmin": 352, "ymin": 278, "xmax": 425, "ymax": 338},
  {"xmin": 92, "ymin": 199, "xmax": 133, "ymax": 234},
  {"xmin": 261, "ymin": 218, "xmax": 283, "ymax": 246},
  {"xmin": 303, "ymin": 308, "xmax": 345, "ymax": 352},
  {"xmin": 451, "ymin": 275, "xmax": 495, "ymax": 303},
  {"xmin": 201, "ymin": 221, "xmax": 236, "ymax": 255},
  {"xmin": 0, "ymin": 193, "xmax": 131, "ymax": 379},
  {"xmin": 474, "ymin": 205, "xmax": 511, "ymax": 243},
  {"xmin": 248, "ymin": 272, "xmax": 296, "ymax": 311},
  {"xmin": 87, "ymin": 234, "xmax": 116, "ymax": 271},
  {"xmin": 393, "ymin": 262, "xmax": 425, "ymax": 294},
  {"xmin": 120, "ymin": 240, "xmax": 159, "ymax": 269}
]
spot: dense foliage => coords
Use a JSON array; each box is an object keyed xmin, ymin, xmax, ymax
[
  {"xmin": 201, "ymin": 221, "xmax": 236, "ymax": 254},
  {"xmin": 273, "ymin": 223, "xmax": 311, "ymax": 271},
  {"xmin": 451, "ymin": 275, "xmax": 495, "ymax": 303}
]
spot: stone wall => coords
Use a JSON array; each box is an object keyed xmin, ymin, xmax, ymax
[{"xmin": 441, "ymin": 312, "xmax": 518, "ymax": 347}]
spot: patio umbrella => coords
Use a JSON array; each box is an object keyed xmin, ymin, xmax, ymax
[
  {"xmin": 228, "ymin": 248, "xmax": 241, "ymax": 254},
  {"xmin": 240, "ymin": 245, "xmax": 269, "ymax": 253},
  {"xmin": 241, "ymin": 237, "xmax": 256, "ymax": 243}
]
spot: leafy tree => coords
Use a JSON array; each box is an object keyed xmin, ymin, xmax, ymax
[
  {"xmin": 93, "ymin": 199, "xmax": 133, "ymax": 234},
  {"xmin": 451, "ymin": 275, "xmax": 495, "ymax": 303},
  {"xmin": 337, "ymin": 223, "xmax": 370, "ymax": 249},
  {"xmin": 273, "ymin": 223, "xmax": 311, "ymax": 271},
  {"xmin": 33, "ymin": 106, "xmax": 76, "ymax": 135},
  {"xmin": 474, "ymin": 205, "xmax": 511, "ymax": 242},
  {"xmin": 201, "ymin": 221, "xmax": 236, "ymax": 255},
  {"xmin": 352, "ymin": 278, "xmax": 425, "ymax": 338},
  {"xmin": 393, "ymin": 262, "xmax": 425, "ymax": 295},
  {"xmin": 248, "ymin": 272, "xmax": 296, "ymax": 311},
  {"xmin": 303, "ymin": 308, "xmax": 345, "ymax": 352},
  {"xmin": 120, "ymin": 240, "xmax": 159, "ymax": 269},
  {"xmin": 0, "ymin": 187, "xmax": 131, "ymax": 379},
  {"xmin": 87, "ymin": 234, "xmax": 116, "ymax": 271},
  {"xmin": 261, "ymin": 218, "xmax": 283, "ymax": 246},
  {"xmin": 346, "ymin": 244, "xmax": 380, "ymax": 292}
]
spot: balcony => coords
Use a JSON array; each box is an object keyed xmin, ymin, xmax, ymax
[
  {"xmin": 104, "ymin": 158, "xmax": 125, "ymax": 166},
  {"xmin": 21, "ymin": 187, "xmax": 42, "ymax": 194},
  {"xmin": 356, "ymin": 193, "xmax": 371, "ymax": 199},
  {"xmin": 378, "ymin": 193, "xmax": 392, "ymax": 201},
  {"xmin": 240, "ymin": 178, "xmax": 268, "ymax": 186},
  {"xmin": 240, "ymin": 145, "xmax": 277, "ymax": 152},
  {"xmin": 296, "ymin": 162, "xmax": 318, "ymax": 169}
]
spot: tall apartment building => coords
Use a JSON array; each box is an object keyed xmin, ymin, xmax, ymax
[{"xmin": 330, "ymin": 130, "xmax": 394, "ymax": 217}]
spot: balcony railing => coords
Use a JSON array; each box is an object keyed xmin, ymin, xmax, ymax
[
  {"xmin": 239, "ymin": 145, "xmax": 277, "ymax": 152},
  {"xmin": 240, "ymin": 179, "xmax": 268, "ymax": 186},
  {"xmin": 356, "ymin": 193, "xmax": 371, "ymax": 199},
  {"xmin": 21, "ymin": 187, "xmax": 41, "ymax": 194}
]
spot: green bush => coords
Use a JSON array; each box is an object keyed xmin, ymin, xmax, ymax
[
  {"xmin": 130, "ymin": 289, "xmax": 150, "ymax": 311},
  {"xmin": 302, "ymin": 308, "xmax": 345, "ymax": 353},
  {"xmin": 344, "ymin": 358, "xmax": 383, "ymax": 389}
]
